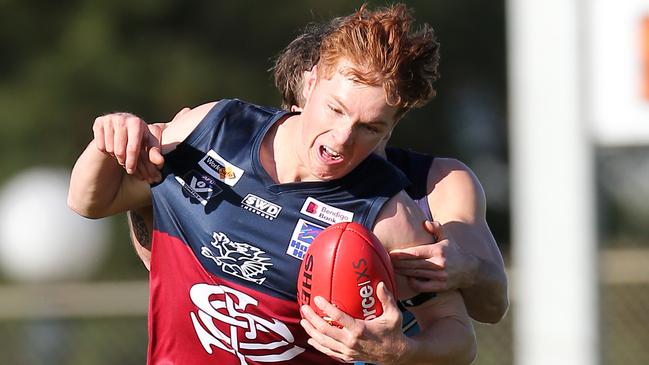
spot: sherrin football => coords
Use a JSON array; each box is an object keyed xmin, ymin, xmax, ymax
[{"xmin": 297, "ymin": 222, "xmax": 397, "ymax": 325}]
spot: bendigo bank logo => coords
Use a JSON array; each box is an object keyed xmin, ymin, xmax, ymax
[
  {"xmin": 190, "ymin": 283, "xmax": 304, "ymax": 364},
  {"xmin": 299, "ymin": 197, "xmax": 354, "ymax": 225},
  {"xmin": 305, "ymin": 201, "xmax": 318, "ymax": 214}
]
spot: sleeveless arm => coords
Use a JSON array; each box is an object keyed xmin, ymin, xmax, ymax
[
  {"xmin": 67, "ymin": 102, "xmax": 217, "ymax": 219},
  {"xmin": 371, "ymin": 192, "xmax": 477, "ymax": 364},
  {"xmin": 427, "ymin": 158, "xmax": 509, "ymax": 323}
]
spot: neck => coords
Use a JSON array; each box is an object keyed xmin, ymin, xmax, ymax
[{"xmin": 259, "ymin": 114, "xmax": 308, "ymax": 184}]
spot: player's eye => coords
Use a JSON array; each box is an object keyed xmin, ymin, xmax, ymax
[
  {"xmin": 362, "ymin": 124, "xmax": 380, "ymax": 134},
  {"xmin": 328, "ymin": 104, "xmax": 343, "ymax": 115}
]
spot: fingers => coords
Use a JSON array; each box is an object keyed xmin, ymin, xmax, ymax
[
  {"xmin": 146, "ymin": 124, "xmax": 165, "ymax": 169},
  {"xmin": 423, "ymin": 220, "xmax": 445, "ymax": 241},
  {"xmin": 92, "ymin": 118, "xmax": 106, "ymax": 152},
  {"xmin": 376, "ymin": 282, "xmax": 401, "ymax": 320},
  {"xmin": 390, "ymin": 244, "xmax": 446, "ymax": 265},
  {"xmin": 124, "ymin": 120, "xmax": 145, "ymax": 174},
  {"xmin": 317, "ymin": 296, "xmax": 356, "ymax": 329},
  {"xmin": 92, "ymin": 113, "xmax": 152, "ymax": 175},
  {"xmin": 300, "ymin": 303, "xmax": 355, "ymax": 361},
  {"xmin": 104, "ymin": 119, "xmax": 115, "ymax": 155}
]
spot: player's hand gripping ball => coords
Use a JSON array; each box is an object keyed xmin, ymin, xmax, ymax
[{"xmin": 297, "ymin": 222, "xmax": 397, "ymax": 326}]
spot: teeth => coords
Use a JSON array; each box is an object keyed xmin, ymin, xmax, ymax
[{"xmin": 323, "ymin": 146, "xmax": 342, "ymax": 160}]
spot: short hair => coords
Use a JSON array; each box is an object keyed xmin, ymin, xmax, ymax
[{"xmin": 272, "ymin": 3, "xmax": 440, "ymax": 117}]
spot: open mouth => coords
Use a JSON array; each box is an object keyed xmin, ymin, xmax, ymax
[{"xmin": 319, "ymin": 145, "xmax": 343, "ymax": 162}]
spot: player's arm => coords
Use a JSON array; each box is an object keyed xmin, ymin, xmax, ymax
[
  {"xmin": 67, "ymin": 115, "xmax": 156, "ymax": 218},
  {"xmin": 373, "ymin": 191, "xmax": 477, "ymax": 364},
  {"xmin": 68, "ymin": 103, "xmax": 216, "ymax": 219},
  {"xmin": 300, "ymin": 192, "xmax": 476, "ymax": 365},
  {"xmin": 124, "ymin": 107, "xmax": 192, "ymax": 270},
  {"xmin": 391, "ymin": 158, "xmax": 509, "ymax": 323}
]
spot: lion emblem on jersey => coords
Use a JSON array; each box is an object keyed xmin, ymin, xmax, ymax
[{"xmin": 201, "ymin": 232, "xmax": 273, "ymax": 284}]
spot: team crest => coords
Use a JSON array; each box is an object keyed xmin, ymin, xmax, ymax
[
  {"xmin": 190, "ymin": 283, "xmax": 304, "ymax": 364},
  {"xmin": 175, "ymin": 170, "xmax": 221, "ymax": 206},
  {"xmin": 201, "ymin": 232, "xmax": 273, "ymax": 284}
]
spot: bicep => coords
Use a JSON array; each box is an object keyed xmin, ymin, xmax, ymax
[
  {"xmin": 372, "ymin": 191, "xmax": 434, "ymax": 299},
  {"xmin": 372, "ymin": 191, "xmax": 432, "ymax": 251},
  {"xmin": 427, "ymin": 158, "xmax": 504, "ymax": 266}
]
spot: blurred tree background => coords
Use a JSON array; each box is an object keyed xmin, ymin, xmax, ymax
[{"xmin": 0, "ymin": 0, "xmax": 510, "ymax": 280}]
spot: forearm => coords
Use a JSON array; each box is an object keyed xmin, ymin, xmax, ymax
[
  {"xmin": 461, "ymin": 256, "xmax": 509, "ymax": 323},
  {"xmin": 399, "ymin": 312, "xmax": 476, "ymax": 365},
  {"xmin": 394, "ymin": 290, "xmax": 477, "ymax": 365},
  {"xmin": 68, "ymin": 140, "xmax": 126, "ymax": 218}
]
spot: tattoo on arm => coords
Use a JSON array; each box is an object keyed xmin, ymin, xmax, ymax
[{"xmin": 128, "ymin": 211, "xmax": 151, "ymax": 248}]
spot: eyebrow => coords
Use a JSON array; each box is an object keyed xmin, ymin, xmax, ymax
[{"xmin": 330, "ymin": 95, "xmax": 390, "ymax": 128}]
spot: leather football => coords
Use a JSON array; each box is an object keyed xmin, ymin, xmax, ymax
[{"xmin": 297, "ymin": 222, "xmax": 397, "ymax": 325}]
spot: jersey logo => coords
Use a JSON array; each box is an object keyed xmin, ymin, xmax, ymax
[
  {"xmin": 286, "ymin": 219, "xmax": 324, "ymax": 260},
  {"xmin": 199, "ymin": 150, "xmax": 244, "ymax": 187},
  {"xmin": 175, "ymin": 171, "xmax": 221, "ymax": 206},
  {"xmin": 240, "ymin": 194, "xmax": 282, "ymax": 220},
  {"xmin": 299, "ymin": 197, "xmax": 354, "ymax": 225},
  {"xmin": 190, "ymin": 283, "xmax": 304, "ymax": 364},
  {"xmin": 201, "ymin": 232, "xmax": 273, "ymax": 284}
]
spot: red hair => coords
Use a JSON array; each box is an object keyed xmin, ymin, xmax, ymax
[{"xmin": 318, "ymin": 3, "xmax": 440, "ymax": 117}]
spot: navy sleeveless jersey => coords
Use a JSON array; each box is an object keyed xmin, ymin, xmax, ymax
[
  {"xmin": 147, "ymin": 99, "xmax": 409, "ymax": 365},
  {"xmin": 385, "ymin": 146, "xmax": 435, "ymax": 222}
]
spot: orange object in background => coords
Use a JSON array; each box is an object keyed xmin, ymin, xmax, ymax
[{"xmin": 644, "ymin": 16, "xmax": 649, "ymax": 100}]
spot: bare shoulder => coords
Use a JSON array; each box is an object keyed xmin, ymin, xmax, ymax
[
  {"xmin": 160, "ymin": 101, "xmax": 220, "ymax": 153},
  {"xmin": 427, "ymin": 157, "xmax": 486, "ymax": 222},
  {"xmin": 372, "ymin": 191, "xmax": 431, "ymax": 252}
]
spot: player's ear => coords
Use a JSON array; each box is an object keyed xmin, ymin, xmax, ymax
[{"xmin": 303, "ymin": 65, "xmax": 318, "ymax": 102}]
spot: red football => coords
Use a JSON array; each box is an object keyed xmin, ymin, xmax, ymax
[{"xmin": 297, "ymin": 222, "xmax": 397, "ymax": 325}]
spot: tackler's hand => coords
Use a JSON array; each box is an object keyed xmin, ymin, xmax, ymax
[{"xmin": 390, "ymin": 221, "xmax": 478, "ymax": 292}]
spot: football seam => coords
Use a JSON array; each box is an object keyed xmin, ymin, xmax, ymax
[{"xmin": 329, "ymin": 224, "xmax": 346, "ymax": 308}]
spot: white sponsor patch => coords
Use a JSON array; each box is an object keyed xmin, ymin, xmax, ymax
[
  {"xmin": 286, "ymin": 219, "xmax": 325, "ymax": 260},
  {"xmin": 241, "ymin": 194, "xmax": 282, "ymax": 220},
  {"xmin": 300, "ymin": 197, "xmax": 354, "ymax": 225},
  {"xmin": 198, "ymin": 150, "xmax": 244, "ymax": 187}
]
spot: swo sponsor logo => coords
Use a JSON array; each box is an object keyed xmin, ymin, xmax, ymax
[
  {"xmin": 240, "ymin": 194, "xmax": 282, "ymax": 220},
  {"xmin": 299, "ymin": 197, "xmax": 353, "ymax": 225},
  {"xmin": 201, "ymin": 232, "xmax": 272, "ymax": 284},
  {"xmin": 190, "ymin": 283, "xmax": 304, "ymax": 364}
]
